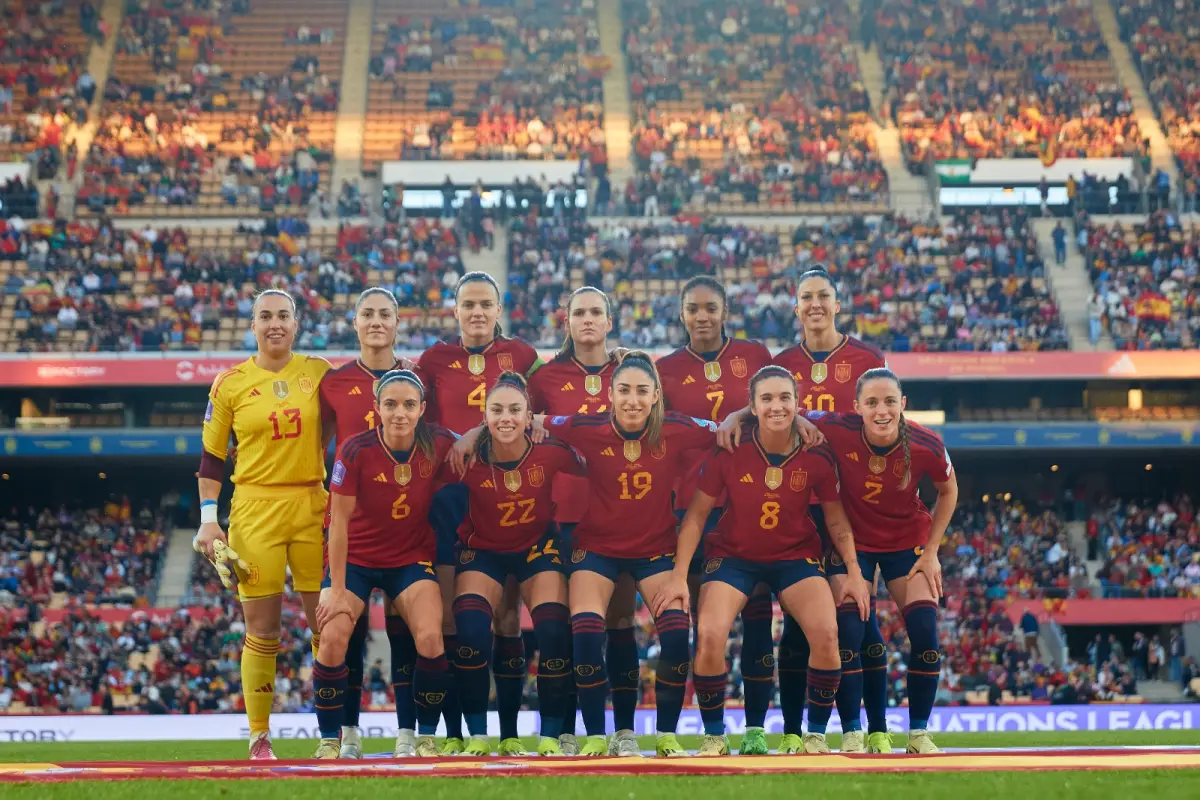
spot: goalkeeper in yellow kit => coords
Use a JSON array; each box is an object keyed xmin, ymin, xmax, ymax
[{"xmin": 193, "ymin": 289, "xmax": 332, "ymax": 759}]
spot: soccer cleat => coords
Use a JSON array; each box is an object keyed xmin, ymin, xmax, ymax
[
  {"xmin": 248, "ymin": 732, "xmax": 277, "ymax": 760},
  {"xmin": 613, "ymin": 730, "xmax": 642, "ymax": 757},
  {"xmin": 906, "ymin": 730, "xmax": 940, "ymax": 754},
  {"xmin": 415, "ymin": 736, "xmax": 440, "ymax": 757},
  {"xmin": 655, "ymin": 732, "xmax": 688, "ymax": 758},
  {"xmin": 538, "ymin": 736, "xmax": 565, "ymax": 756},
  {"xmin": 558, "ymin": 733, "xmax": 579, "ymax": 756},
  {"xmin": 579, "ymin": 735, "xmax": 609, "ymax": 756},
  {"xmin": 393, "ymin": 729, "xmax": 416, "ymax": 757},
  {"xmin": 867, "ymin": 731, "xmax": 894, "ymax": 754},
  {"xmin": 440, "ymin": 737, "xmax": 465, "ymax": 756},
  {"xmin": 778, "ymin": 733, "xmax": 803, "ymax": 754},
  {"xmin": 840, "ymin": 730, "xmax": 866, "ymax": 753},
  {"xmin": 803, "ymin": 733, "xmax": 831, "ymax": 754},
  {"xmin": 498, "ymin": 738, "xmax": 531, "ymax": 756},
  {"xmin": 462, "ymin": 735, "xmax": 491, "ymax": 756},
  {"xmin": 339, "ymin": 727, "xmax": 362, "ymax": 759},
  {"xmin": 738, "ymin": 727, "xmax": 768, "ymax": 755},
  {"xmin": 314, "ymin": 738, "xmax": 340, "ymax": 759},
  {"xmin": 697, "ymin": 734, "xmax": 730, "ymax": 757}
]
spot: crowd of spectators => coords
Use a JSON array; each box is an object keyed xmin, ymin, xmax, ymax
[
  {"xmin": 504, "ymin": 208, "xmax": 1065, "ymax": 352},
  {"xmin": 877, "ymin": 0, "xmax": 1146, "ymax": 171},
  {"xmin": 1079, "ymin": 211, "xmax": 1200, "ymax": 350},
  {"xmin": 1090, "ymin": 493, "xmax": 1200, "ymax": 598},
  {"xmin": 622, "ymin": 0, "xmax": 886, "ymax": 209}
]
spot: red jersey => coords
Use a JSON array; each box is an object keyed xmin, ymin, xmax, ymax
[
  {"xmin": 698, "ymin": 432, "xmax": 840, "ymax": 562},
  {"xmin": 319, "ymin": 358, "xmax": 405, "ymax": 446},
  {"xmin": 809, "ymin": 413, "xmax": 953, "ymax": 553},
  {"xmin": 458, "ymin": 437, "xmax": 582, "ymax": 552},
  {"xmin": 544, "ymin": 412, "xmax": 716, "ymax": 559},
  {"xmin": 416, "ymin": 336, "xmax": 539, "ymax": 434},
  {"xmin": 330, "ymin": 425, "xmax": 458, "ymax": 568},
  {"xmin": 527, "ymin": 355, "xmax": 618, "ymax": 524},
  {"xmin": 658, "ymin": 338, "xmax": 772, "ymax": 511},
  {"xmin": 774, "ymin": 335, "xmax": 886, "ymax": 414}
]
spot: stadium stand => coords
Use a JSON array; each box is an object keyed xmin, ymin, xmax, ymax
[
  {"xmin": 86, "ymin": 0, "xmax": 341, "ymax": 217},
  {"xmin": 621, "ymin": 0, "xmax": 887, "ymax": 214},
  {"xmin": 1091, "ymin": 493, "xmax": 1199, "ymax": 599},
  {"xmin": 505, "ymin": 208, "xmax": 1066, "ymax": 351},
  {"xmin": 877, "ymin": 0, "xmax": 1146, "ymax": 173},
  {"xmin": 1079, "ymin": 212, "xmax": 1200, "ymax": 350},
  {"xmin": 0, "ymin": 218, "xmax": 464, "ymax": 353},
  {"xmin": 362, "ymin": 0, "xmax": 607, "ymax": 173}
]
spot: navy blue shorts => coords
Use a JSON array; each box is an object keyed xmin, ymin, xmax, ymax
[
  {"xmin": 674, "ymin": 507, "xmax": 725, "ymax": 575},
  {"xmin": 827, "ymin": 546, "xmax": 924, "ymax": 584},
  {"xmin": 456, "ymin": 531, "xmax": 565, "ymax": 584},
  {"xmin": 567, "ymin": 548, "xmax": 675, "ymax": 582},
  {"xmin": 431, "ymin": 483, "xmax": 469, "ymax": 566},
  {"xmin": 323, "ymin": 562, "xmax": 437, "ymax": 604},
  {"xmin": 700, "ymin": 555, "xmax": 825, "ymax": 596}
]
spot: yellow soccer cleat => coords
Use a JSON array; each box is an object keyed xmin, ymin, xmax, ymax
[
  {"xmin": 655, "ymin": 732, "xmax": 688, "ymax": 758},
  {"xmin": 738, "ymin": 727, "xmax": 768, "ymax": 755},
  {"xmin": 578, "ymin": 735, "xmax": 609, "ymax": 756},
  {"xmin": 538, "ymin": 736, "xmax": 564, "ymax": 756},
  {"xmin": 697, "ymin": 734, "xmax": 729, "ymax": 757},
  {"xmin": 840, "ymin": 730, "xmax": 866, "ymax": 753},
  {"xmin": 803, "ymin": 733, "xmax": 831, "ymax": 754},
  {"xmin": 440, "ymin": 736, "xmax": 464, "ymax": 755},
  {"xmin": 462, "ymin": 735, "xmax": 491, "ymax": 756},
  {"xmin": 906, "ymin": 730, "xmax": 940, "ymax": 754},
  {"xmin": 313, "ymin": 738, "xmax": 340, "ymax": 759},
  {"xmin": 778, "ymin": 733, "xmax": 803, "ymax": 754},
  {"xmin": 415, "ymin": 736, "xmax": 440, "ymax": 757},
  {"xmin": 498, "ymin": 737, "xmax": 531, "ymax": 756},
  {"xmin": 867, "ymin": 731, "xmax": 894, "ymax": 753}
]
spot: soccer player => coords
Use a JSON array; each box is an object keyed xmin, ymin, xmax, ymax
[
  {"xmin": 539, "ymin": 353, "xmax": 716, "ymax": 758},
  {"xmin": 416, "ymin": 271, "xmax": 540, "ymax": 753},
  {"xmin": 452, "ymin": 372, "xmax": 579, "ymax": 756},
  {"xmin": 317, "ymin": 287, "xmax": 418, "ymax": 757},
  {"xmin": 655, "ymin": 366, "xmax": 870, "ymax": 755},
  {"xmin": 806, "ymin": 368, "xmax": 958, "ymax": 754},
  {"xmin": 719, "ymin": 266, "xmax": 888, "ymax": 754},
  {"xmin": 194, "ymin": 289, "xmax": 331, "ymax": 760},
  {"xmin": 311, "ymin": 369, "xmax": 458, "ymax": 758},
  {"xmin": 655, "ymin": 276, "xmax": 773, "ymax": 755}
]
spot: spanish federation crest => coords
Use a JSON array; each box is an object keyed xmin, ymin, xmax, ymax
[
  {"xmin": 420, "ymin": 459, "xmax": 433, "ymax": 478},
  {"xmin": 651, "ymin": 440, "xmax": 667, "ymax": 460},
  {"xmin": 703, "ymin": 362, "xmax": 722, "ymax": 382},
  {"xmin": 623, "ymin": 440, "xmax": 641, "ymax": 462},
  {"xmin": 810, "ymin": 363, "xmax": 828, "ymax": 384},
  {"xmin": 584, "ymin": 375, "xmax": 602, "ymax": 396},
  {"xmin": 459, "ymin": 549, "xmax": 475, "ymax": 565},
  {"xmin": 869, "ymin": 455, "xmax": 887, "ymax": 475},
  {"xmin": 572, "ymin": 549, "xmax": 587, "ymax": 564},
  {"xmin": 504, "ymin": 470, "xmax": 522, "ymax": 493},
  {"xmin": 790, "ymin": 470, "xmax": 808, "ymax": 491},
  {"xmin": 764, "ymin": 467, "xmax": 783, "ymax": 490},
  {"xmin": 894, "ymin": 459, "xmax": 907, "ymax": 478},
  {"xmin": 835, "ymin": 363, "xmax": 853, "ymax": 383},
  {"xmin": 298, "ymin": 376, "xmax": 314, "ymax": 394},
  {"xmin": 498, "ymin": 353, "xmax": 514, "ymax": 372},
  {"xmin": 272, "ymin": 380, "xmax": 290, "ymax": 399},
  {"xmin": 394, "ymin": 464, "xmax": 412, "ymax": 485},
  {"xmin": 468, "ymin": 354, "xmax": 486, "ymax": 375},
  {"xmin": 528, "ymin": 465, "xmax": 545, "ymax": 487},
  {"xmin": 731, "ymin": 357, "xmax": 747, "ymax": 378},
  {"xmin": 704, "ymin": 558, "xmax": 723, "ymax": 575}
]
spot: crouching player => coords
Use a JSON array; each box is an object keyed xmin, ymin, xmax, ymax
[
  {"xmin": 655, "ymin": 366, "xmax": 870, "ymax": 755},
  {"xmin": 452, "ymin": 372, "xmax": 580, "ymax": 756},
  {"xmin": 311, "ymin": 370, "xmax": 458, "ymax": 758}
]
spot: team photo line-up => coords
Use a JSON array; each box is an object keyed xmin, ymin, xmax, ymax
[{"xmin": 191, "ymin": 266, "xmax": 959, "ymax": 761}]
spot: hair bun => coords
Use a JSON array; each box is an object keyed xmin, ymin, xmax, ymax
[{"xmin": 495, "ymin": 370, "xmax": 528, "ymax": 390}]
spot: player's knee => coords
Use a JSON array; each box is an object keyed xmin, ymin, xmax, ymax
[
  {"xmin": 319, "ymin": 618, "xmax": 353, "ymax": 663},
  {"xmin": 804, "ymin": 619, "xmax": 839, "ymax": 663},
  {"xmin": 412, "ymin": 628, "xmax": 444, "ymax": 659},
  {"xmin": 694, "ymin": 618, "xmax": 730, "ymax": 663},
  {"xmin": 493, "ymin": 606, "xmax": 522, "ymax": 638}
]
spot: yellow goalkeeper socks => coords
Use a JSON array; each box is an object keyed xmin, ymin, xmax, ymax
[
  {"xmin": 311, "ymin": 632, "xmax": 321, "ymax": 662},
  {"xmin": 242, "ymin": 634, "xmax": 280, "ymax": 736}
]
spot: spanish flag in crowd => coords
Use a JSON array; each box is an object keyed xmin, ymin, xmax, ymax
[
  {"xmin": 1134, "ymin": 291, "xmax": 1172, "ymax": 321},
  {"xmin": 857, "ymin": 314, "xmax": 890, "ymax": 337},
  {"xmin": 473, "ymin": 44, "xmax": 505, "ymax": 62}
]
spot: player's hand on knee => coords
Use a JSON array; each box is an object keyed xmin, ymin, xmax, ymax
[
  {"xmin": 840, "ymin": 571, "xmax": 872, "ymax": 621},
  {"xmin": 907, "ymin": 550, "xmax": 943, "ymax": 599},
  {"xmin": 316, "ymin": 588, "xmax": 353, "ymax": 630},
  {"xmin": 650, "ymin": 574, "xmax": 689, "ymax": 619}
]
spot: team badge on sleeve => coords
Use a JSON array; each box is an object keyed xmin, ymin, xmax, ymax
[
  {"xmin": 331, "ymin": 460, "xmax": 347, "ymax": 487},
  {"xmin": 204, "ymin": 401, "xmax": 213, "ymax": 422},
  {"xmin": 551, "ymin": 416, "xmax": 570, "ymax": 425},
  {"xmin": 691, "ymin": 418, "xmax": 717, "ymax": 430}
]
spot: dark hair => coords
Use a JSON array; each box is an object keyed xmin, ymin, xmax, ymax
[
  {"xmin": 611, "ymin": 351, "xmax": 666, "ymax": 448},
  {"xmin": 355, "ymin": 286, "xmax": 399, "ymax": 313},
  {"xmin": 797, "ymin": 266, "xmax": 837, "ymax": 297},
  {"xmin": 856, "ymin": 367, "xmax": 910, "ymax": 490},
  {"xmin": 748, "ymin": 365, "xmax": 798, "ymax": 406},
  {"xmin": 252, "ymin": 288, "xmax": 296, "ymax": 314},
  {"xmin": 455, "ymin": 271, "xmax": 503, "ymax": 339},
  {"xmin": 679, "ymin": 275, "xmax": 728, "ymax": 343},
  {"xmin": 473, "ymin": 371, "xmax": 531, "ymax": 466},
  {"xmin": 556, "ymin": 286, "xmax": 612, "ymax": 361},
  {"xmin": 374, "ymin": 369, "xmax": 436, "ymax": 462}
]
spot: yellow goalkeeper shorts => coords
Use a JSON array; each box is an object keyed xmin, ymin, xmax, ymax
[{"xmin": 227, "ymin": 483, "xmax": 328, "ymax": 600}]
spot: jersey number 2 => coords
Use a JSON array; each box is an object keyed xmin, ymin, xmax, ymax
[{"xmin": 863, "ymin": 480, "xmax": 883, "ymax": 504}]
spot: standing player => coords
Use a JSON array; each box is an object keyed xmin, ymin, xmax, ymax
[
  {"xmin": 317, "ymin": 287, "xmax": 418, "ymax": 757},
  {"xmin": 808, "ymin": 368, "xmax": 958, "ymax": 754},
  {"xmin": 655, "ymin": 366, "xmax": 870, "ymax": 755},
  {"xmin": 655, "ymin": 276, "xmax": 773, "ymax": 755},
  {"xmin": 719, "ymin": 266, "xmax": 887, "ymax": 754},
  {"xmin": 452, "ymin": 373, "xmax": 579, "ymax": 756},
  {"xmin": 311, "ymin": 370, "xmax": 458, "ymax": 758},
  {"xmin": 539, "ymin": 353, "xmax": 716, "ymax": 758},
  {"xmin": 194, "ymin": 289, "xmax": 331, "ymax": 760},
  {"xmin": 417, "ymin": 271, "xmax": 541, "ymax": 753}
]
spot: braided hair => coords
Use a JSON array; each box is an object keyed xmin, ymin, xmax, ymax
[
  {"xmin": 374, "ymin": 369, "xmax": 437, "ymax": 462},
  {"xmin": 455, "ymin": 271, "xmax": 504, "ymax": 339},
  {"xmin": 472, "ymin": 371, "xmax": 532, "ymax": 467},
  {"xmin": 855, "ymin": 367, "xmax": 910, "ymax": 490},
  {"xmin": 611, "ymin": 351, "xmax": 666, "ymax": 449},
  {"xmin": 556, "ymin": 286, "xmax": 613, "ymax": 361}
]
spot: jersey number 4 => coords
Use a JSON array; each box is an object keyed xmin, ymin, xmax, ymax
[{"xmin": 468, "ymin": 383, "xmax": 486, "ymax": 411}]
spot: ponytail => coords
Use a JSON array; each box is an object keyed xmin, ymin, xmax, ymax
[
  {"xmin": 473, "ymin": 371, "xmax": 531, "ymax": 466},
  {"xmin": 897, "ymin": 414, "xmax": 912, "ymax": 491},
  {"xmin": 375, "ymin": 368, "xmax": 436, "ymax": 462},
  {"xmin": 455, "ymin": 271, "xmax": 504, "ymax": 340},
  {"xmin": 556, "ymin": 286, "xmax": 612, "ymax": 362},
  {"xmin": 612, "ymin": 351, "xmax": 665, "ymax": 449}
]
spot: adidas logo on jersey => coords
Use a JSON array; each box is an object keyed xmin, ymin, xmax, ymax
[
  {"xmin": 600, "ymin": 447, "xmax": 615, "ymax": 457},
  {"xmin": 248, "ymin": 388, "xmax": 261, "ymax": 397},
  {"xmin": 253, "ymin": 682, "xmax": 275, "ymax": 694},
  {"xmin": 561, "ymin": 382, "xmax": 575, "ymax": 392},
  {"xmin": 481, "ymin": 480, "xmax": 494, "ymax": 489},
  {"xmin": 847, "ymin": 453, "xmax": 860, "ymax": 462},
  {"xmin": 349, "ymin": 386, "xmax": 362, "ymax": 396},
  {"xmin": 449, "ymin": 360, "xmax": 463, "ymax": 369},
  {"xmin": 740, "ymin": 474, "xmax": 754, "ymax": 484},
  {"xmin": 374, "ymin": 473, "xmax": 388, "ymax": 483},
  {"xmin": 683, "ymin": 376, "xmax": 696, "ymax": 385}
]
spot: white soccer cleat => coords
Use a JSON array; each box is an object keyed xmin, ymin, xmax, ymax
[
  {"xmin": 906, "ymin": 730, "xmax": 940, "ymax": 754},
  {"xmin": 802, "ymin": 732, "xmax": 831, "ymax": 754},
  {"xmin": 613, "ymin": 730, "xmax": 642, "ymax": 757},
  {"xmin": 415, "ymin": 735, "xmax": 439, "ymax": 757},
  {"xmin": 314, "ymin": 738, "xmax": 340, "ymax": 759},
  {"xmin": 394, "ymin": 728, "xmax": 417, "ymax": 757},
  {"xmin": 339, "ymin": 727, "xmax": 362, "ymax": 759},
  {"xmin": 249, "ymin": 731, "xmax": 277, "ymax": 760},
  {"xmin": 840, "ymin": 730, "xmax": 866, "ymax": 753}
]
